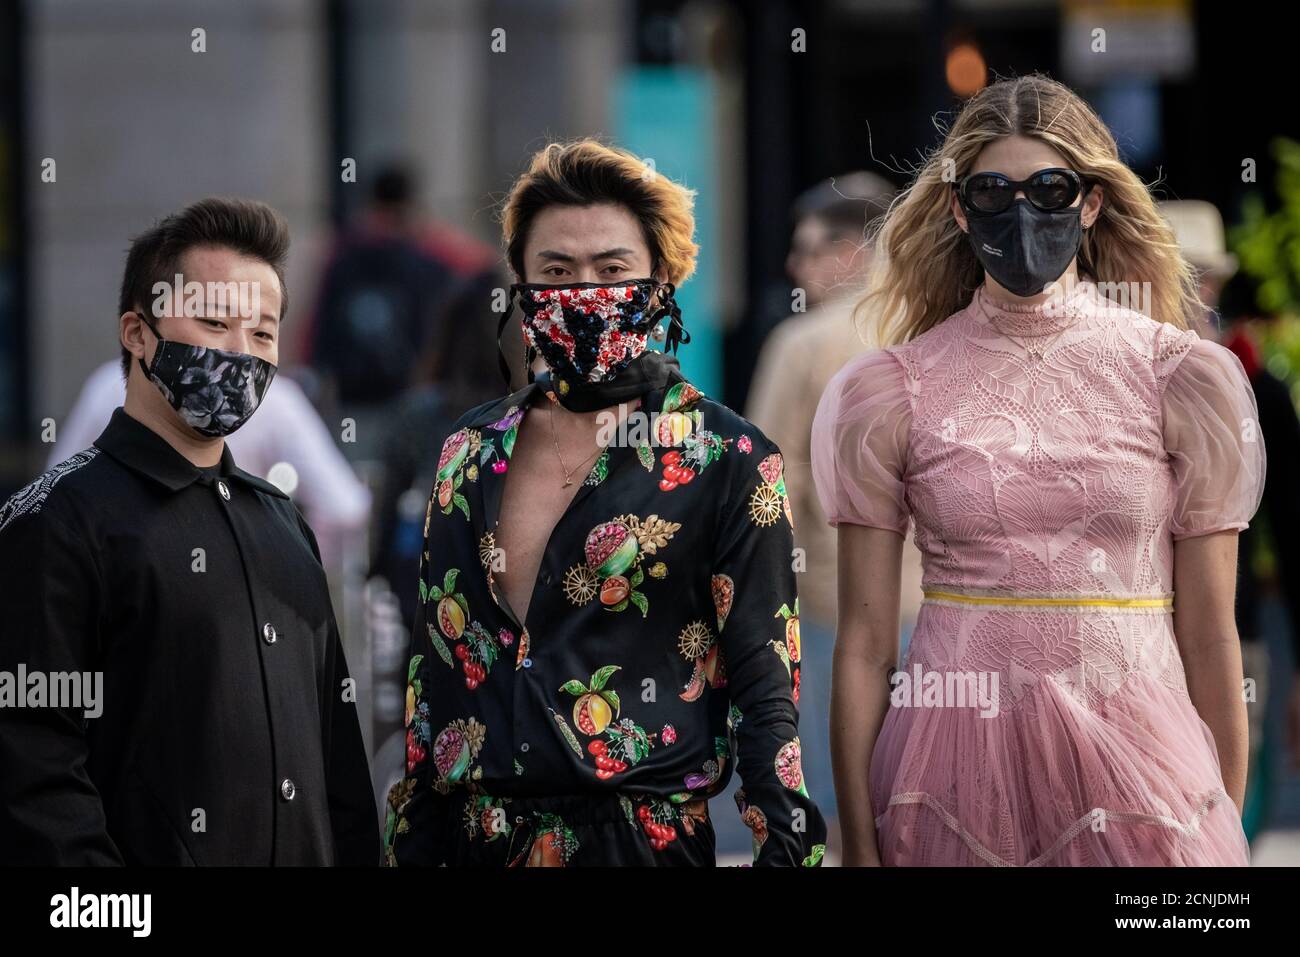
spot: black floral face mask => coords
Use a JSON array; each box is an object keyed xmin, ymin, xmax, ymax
[
  {"xmin": 495, "ymin": 277, "xmax": 690, "ymax": 412},
  {"xmin": 517, "ymin": 280, "xmax": 660, "ymax": 381},
  {"xmin": 136, "ymin": 312, "xmax": 276, "ymax": 437}
]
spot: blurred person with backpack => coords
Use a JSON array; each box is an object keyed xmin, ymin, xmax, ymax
[{"xmin": 301, "ymin": 162, "xmax": 495, "ymax": 459}]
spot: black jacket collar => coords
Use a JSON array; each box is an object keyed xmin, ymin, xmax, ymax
[{"xmin": 93, "ymin": 407, "xmax": 289, "ymax": 499}]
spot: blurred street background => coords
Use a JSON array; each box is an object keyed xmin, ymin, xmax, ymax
[{"xmin": 1, "ymin": 0, "xmax": 1297, "ymax": 865}]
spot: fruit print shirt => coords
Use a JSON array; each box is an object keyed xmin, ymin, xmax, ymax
[{"xmin": 385, "ymin": 352, "xmax": 827, "ymax": 866}]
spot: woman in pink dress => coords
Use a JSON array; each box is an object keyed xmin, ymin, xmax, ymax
[{"xmin": 811, "ymin": 75, "xmax": 1265, "ymax": 866}]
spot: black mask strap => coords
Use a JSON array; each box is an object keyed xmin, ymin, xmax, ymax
[
  {"xmin": 496, "ymin": 286, "xmax": 520, "ymax": 388},
  {"xmin": 652, "ymin": 282, "xmax": 690, "ymax": 355},
  {"xmin": 134, "ymin": 309, "xmax": 164, "ymax": 378}
]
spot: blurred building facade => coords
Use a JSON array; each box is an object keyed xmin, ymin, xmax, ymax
[{"xmin": 0, "ymin": 0, "xmax": 639, "ymax": 490}]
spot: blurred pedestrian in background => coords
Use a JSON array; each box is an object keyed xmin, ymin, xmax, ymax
[
  {"xmin": 301, "ymin": 162, "xmax": 496, "ymax": 460},
  {"xmin": 1220, "ymin": 274, "xmax": 1300, "ymax": 838},
  {"xmin": 745, "ymin": 171, "xmax": 924, "ymax": 849},
  {"xmin": 1164, "ymin": 199, "xmax": 1300, "ymax": 840},
  {"xmin": 368, "ymin": 267, "xmax": 514, "ymax": 629}
]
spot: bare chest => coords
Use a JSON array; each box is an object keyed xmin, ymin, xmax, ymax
[{"xmin": 493, "ymin": 425, "xmax": 589, "ymax": 622}]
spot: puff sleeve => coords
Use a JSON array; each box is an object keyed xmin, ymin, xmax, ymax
[
  {"xmin": 810, "ymin": 349, "xmax": 912, "ymax": 535},
  {"xmin": 1161, "ymin": 335, "xmax": 1267, "ymax": 540}
]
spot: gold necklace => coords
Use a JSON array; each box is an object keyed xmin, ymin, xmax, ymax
[
  {"xmin": 978, "ymin": 291, "xmax": 1072, "ymax": 362},
  {"xmin": 1006, "ymin": 324, "xmax": 1070, "ymax": 362},
  {"xmin": 547, "ymin": 401, "xmax": 605, "ymax": 487}
]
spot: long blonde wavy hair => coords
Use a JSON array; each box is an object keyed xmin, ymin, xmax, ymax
[{"xmin": 861, "ymin": 74, "xmax": 1199, "ymax": 345}]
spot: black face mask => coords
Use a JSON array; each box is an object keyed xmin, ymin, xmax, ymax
[
  {"xmin": 136, "ymin": 312, "xmax": 276, "ymax": 437},
  {"xmin": 963, "ymin": 198, "xmax": 1083, "ymax": 298}
]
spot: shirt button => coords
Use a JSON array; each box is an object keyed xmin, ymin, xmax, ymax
[
  {"xmin": 217, "ymin": 480, "xmax": 230, "ymax": 501},
  {"xmin": 522, "ymin": 657, "xmax": 533, "ymax": 669},
  {"xmin": 262, "ymin": 622, "xmax": 278, "ymax": 644},
  {"xmin": 520, "ymin": 742, "xmax": 530, "ymax": 753},
  {"xmin": 280, "ymin": 778, "xmax": 296, "ymax": 801}
]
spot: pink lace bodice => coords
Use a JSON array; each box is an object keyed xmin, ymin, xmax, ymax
[{"xmin": 812, "ymin": 281, "xmax": 1266, "ymax": 599}]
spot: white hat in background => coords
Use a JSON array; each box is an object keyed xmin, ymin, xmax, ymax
[{"xmin": 1159, "ymin": 199, "xmax": 1238, "ymax": 280}]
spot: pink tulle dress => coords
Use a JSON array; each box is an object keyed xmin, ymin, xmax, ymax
[{"xmin": 811, "ymin": 281, "xmax": 1266, "ymax": 866}]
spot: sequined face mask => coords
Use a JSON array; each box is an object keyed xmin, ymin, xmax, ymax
[
  {"xmin": 495, "ymin": 278, "xmax": 689, "ymax": 411},
  {"xmin": 517, "ymin": 280, "xmax": 659, "ymax": 382}
]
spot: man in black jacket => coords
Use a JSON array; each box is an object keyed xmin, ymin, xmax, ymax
[{"xmin": 0, "ymin": 198, "xmax": 379, "ymax": 865}]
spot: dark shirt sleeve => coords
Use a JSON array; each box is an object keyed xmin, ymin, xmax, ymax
[
  {"xmin": 0, "ymin": 505, "xmax": 123, "ymax": 865},
  {"xmin": 296, "ymin": 509, "xmax": 382, "ymax": 865},
  {"xmin": 713, "ymin": 437, "xmax": 828, "ymax": 866}
]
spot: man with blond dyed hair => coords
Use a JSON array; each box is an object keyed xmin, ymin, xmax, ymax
[{"xmin": 384, "ymin": 140, "xmax": 826, "ymax": 867}]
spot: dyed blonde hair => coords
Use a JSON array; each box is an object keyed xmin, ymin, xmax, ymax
[
  {"xmin": 862, "ymin": 74, "xmax": 1199, "ymax": 344},
  {"xmin": 500, "ymin": 139, "xmax": 699, "ymax": 286}
]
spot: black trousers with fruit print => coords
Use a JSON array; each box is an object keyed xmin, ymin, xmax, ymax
[{"xmin": 418, "ymin": 789, "xmax": 716, "ymax": 866}]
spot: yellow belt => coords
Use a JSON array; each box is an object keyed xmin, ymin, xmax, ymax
[{"xmin": 922, "ymin": 589, "xmax": 1173, "ymax": 610}]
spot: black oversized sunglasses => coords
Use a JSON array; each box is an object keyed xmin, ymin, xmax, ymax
[{"xmin": 957, "ymin": 167, "xmax": 1089, "ymax": 215}]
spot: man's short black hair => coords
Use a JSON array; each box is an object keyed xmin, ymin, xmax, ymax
[
  {"xmin": 371, "ymin": 163, "xmax": 416, "ymax": 208},
  {"xmin": 118, "ymin": 197, "xmax": 290, "ymax": 377}
]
